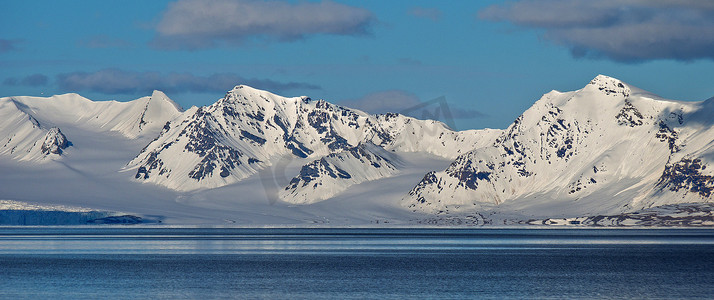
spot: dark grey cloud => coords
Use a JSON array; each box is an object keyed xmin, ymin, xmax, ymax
[
  {"xmin": 340, "ymin": 90, "xmax": 486, "ymax": 121},
  {"xmin": 479, "ymin": 0, "xmax": 714, "ymax": 62},
  {"xmin": 0, "ymin": 39, "xmax": 20, "ymax": 52},
  {"xmin": 152, "ymin": 0, "xmax": 376, "ymax": 50},
  {"xmin": 56, "ymin": 69, "xmax": 320, "ymax": 95},
  {"xmin": 408, "ymin": 7, "xmax": 442, "ymax": 21},
  {"xmin": 3, "ymin": 74, "xmax": 49, "ymax": 86}
]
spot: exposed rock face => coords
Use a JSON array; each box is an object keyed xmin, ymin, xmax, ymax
[
  {"xmin": 657, "ymin": 158, "xmax": 714, "ymax": 198},
  {"xmin": 615, "ymin": 100, "xmax": 644, "ymax": 127},
  {"xmin": 40, "ymin": 127, "xmax": 72, "ymax": 155},
  {"xmin": 280, "ymin": 142, "xmax": 399, "ymax": 204}
]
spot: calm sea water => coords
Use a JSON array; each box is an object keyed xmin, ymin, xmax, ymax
[{"xmin": 0, "ymin": 228, "xmax": 712, "ymax": 299}]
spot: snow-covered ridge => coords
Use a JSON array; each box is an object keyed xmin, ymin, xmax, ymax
[{"xmin": 0, "ymin": 91, "xmax": 183, "ymax": 161}]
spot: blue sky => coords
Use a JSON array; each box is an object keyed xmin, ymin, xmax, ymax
[{"xmin": 2, "ymin": 0, "xmax": 713, "ymax": 130}]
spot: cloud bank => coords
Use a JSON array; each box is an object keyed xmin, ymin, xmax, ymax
[
  {"xmin": 479, "ymin": 0, "xmax": 714, "ymax": 62},
  {"xmin": 153, "ymin": 0, "xmax": 375, "ymax": 49},
  {"xmin": 56, "ymin": 69, "xmax": 320, "ymax": 95}
]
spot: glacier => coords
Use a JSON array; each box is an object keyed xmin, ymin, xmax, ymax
[{"xmin": 0, "ymin": 200, "xmax": 160, "ymax": 225}]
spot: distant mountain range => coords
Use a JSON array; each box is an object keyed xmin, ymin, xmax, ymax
[{"xmin": 1, "ymin": 75, "xmax": 712, "ymax": 226}]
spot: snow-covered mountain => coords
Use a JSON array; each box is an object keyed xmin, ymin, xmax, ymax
[
  {"xmin": 1, "ymin": 75, "xmax": 712, "ymax": 226},
  {"xmin": 404, "ymin": 75, "xmax": 714, "ymax": 218},
  {"xmin": 280, "ymin": 142, "xmax": 401, "ymax": 204},
  {"xmin": 0, "ymin": 91, "xmax": 182, "ymax": 161},
  {"xmin": 0, "ymin": 98, "xmax": 63, "ymax": 161},
  {"xmin": 125, "ymin": 85, "xmax": 497, "ymax": 191}
]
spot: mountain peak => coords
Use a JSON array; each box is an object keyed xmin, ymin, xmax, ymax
[
  {"xmin": 589, "ymin": 74, "xmax": 626, "ymax": 87},
  {"xmin": 150, "ymin": 90, "xmax": 168, "ymax": 99},
  {"xmin": 231, "ymin": 84, "xmax": 268, "ymax": 94},
  {"xmin": 149, "ymin": 90, "xmax": 183, "ymax": 112},
  {"xmin": 586, "ymin": 74, "xmax": 630, "ymax": 97},
  {"xmin": 228, "ymin": 84, "xmax": 284, "ymax": 101},
  {"xmin": 591, "ymin": 74, "xmax": 619, "ymax": 81},
  {"xmin": 223, "ymin": 84, "xmax": 311, "ymax": 107}
]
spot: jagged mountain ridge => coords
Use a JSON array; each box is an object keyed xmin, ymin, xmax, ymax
[
  {"xmin": 280, "ymin": 142, "xmax": 401, "ymax": 204},
  {"xmin": 126, "ymin": 85, "xmax": 498, "ymax": 191},
  {"xmin": 404, "ymin": 75, "xmax": 714, "ymax": 217}
]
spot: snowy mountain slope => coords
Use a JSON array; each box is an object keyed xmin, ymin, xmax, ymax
[
  {"xmin": 94, "ymin": 90, "xmax": 183, "ymax": 139},
  {"xmin": 280, "ymin": 142, "xmax": 401, "ymax": 204},
  {"xmin": 404, "ymin": 75, "xmax": 714, "ymax": 217},
  {"xmin": 126, "ymin": 85, "xmax": 499, "ymax": 191},
  {"xmin": 0, "ymin": 98, "xmax": 67, "ymax": 161},
  {"xmin": 0, "ymin": 91, "xmax": 183, "ymax": 161}
]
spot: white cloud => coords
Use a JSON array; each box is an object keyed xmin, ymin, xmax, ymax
[
  {"xmin": 479, "ymin": 0, "xmax": 714, "ymax": 62},
  {"xmin": 152, "ymin": 0, "xmax": 375, "ymax": 49}
]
